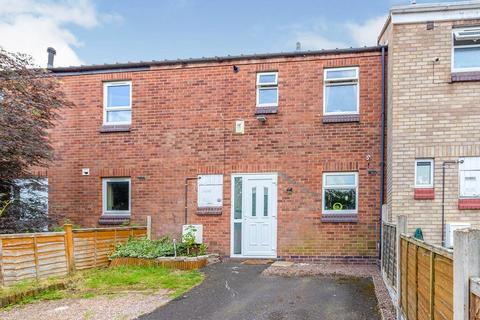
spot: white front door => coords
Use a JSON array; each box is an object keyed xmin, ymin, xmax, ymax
[{"xmin": 231, "ymin": 174, "xmax": 277, "ymax": 258}]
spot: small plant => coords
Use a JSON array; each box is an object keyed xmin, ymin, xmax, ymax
[
  {"xmin": 182, "ymin": 226, "xmax": 197, "ymax": 256},
  {"xmin": 198, "ymin": 243, "xmax": 208, "ymax": 256}
]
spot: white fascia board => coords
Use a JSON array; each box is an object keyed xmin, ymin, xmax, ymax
[{"xmin": 390, "ymin": 2, "xmax": 480, "ymax": 24}]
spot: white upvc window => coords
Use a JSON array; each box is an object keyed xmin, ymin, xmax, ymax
[
  {"xmin": 197, "ymin": 175, "xmax": 223, "ymax": 208},
  {"xmin": 102, "ymin": 178, "xmax": 131, "ymax": 215},
  {"xmin": 452, "ymin": 27, "xmax": 480, "ymax": 72},
  {"xmin": 459, "ymin": 157, "xmax": 480, "ymax": 198},
  {"xmin": 103, "ymin": 81, "xmax": 132, "ymax": 125},
  {"xmin": 323, "ymin": 67, "xmax": 359, "ymax": 115},
  {"xmin": 256, "ymin": 72, "xmax": 278, "ymax": 107},
  {"xmin": 322, "ymin": 172, "xmax": 358, "ymax": 214},
  {"xmin": 415, "ymin": 159, "xmax": 434, "ymax": 188}
]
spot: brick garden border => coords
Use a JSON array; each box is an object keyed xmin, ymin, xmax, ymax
[
  {"xmin": 0, "ymin": 281, "xmax": 68, "ymax": 308},
  {"xmin": 109, "ymin": 256, "xmax": 209, "ymax": 270}
]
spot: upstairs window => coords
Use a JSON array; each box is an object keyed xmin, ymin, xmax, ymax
[
  {"xmin": 324, "ymin": 67, "xmax": 359, "ymax": 115},
  {"xmin": 322, "ymin": 172, "xmax": 358, "ymax": 214},
  {"xmin": 256, "ymin": 72, "xmax": 278, "ymax": 107},
  {"xmin": 103, "ymin": 81, "xmax": 132, "ymax": 125},
  {"xmin": 102, "ymin": 178, "xmax": 131, "ymax": 215},
  {"xmin": 415, "ymin": 159, "xmax": 434, "ymax": 188},
  {"xmin": 452, "ymin": 27, "xmax": 480, "ymax": 72},
  {"xmin": 459, "ymin": 157, "xmax": 480, "ymax": 198}
]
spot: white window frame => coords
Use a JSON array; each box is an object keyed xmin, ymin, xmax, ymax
[
  {"xmin": 459, "ymin": 157, "xmax": 480, "ymax": 198},
  {"xmin": 323, "ymin": 67, "xmax": 360, "ymax": 116},
  {"xmin": 415, "ymin": 159, "xmax": 434, "ymax": 188},
  {"xmin": 322, "ymin": 172, "xmax": 358, "ymax": 215},
  {"xmin": 256, "ymin": 72, "xmax": 278, "ymax": 107},
  {"xmin": 102, "ymin": 177, "xmax": 131, "ymax": 215},
  {"xmin": 103, "ymin": 81, "xmax": 132, "ymax": 125},
  {"xmin": 452, "ymin": 28, "xmax": 480, "ymax": 73}
]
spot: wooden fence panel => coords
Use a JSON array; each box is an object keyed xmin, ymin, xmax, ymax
[
  {"xmin": 416, "ymin": 247, "xmax": 431, "ymax": 320},
  {"xmin": 433, "ymin": 255, "xmax": 453, "ymax": 320},
  {"xmin": 0, "ymin": 226, "xmax": 147, "ymax": 286},
  {"xmin": 0, "ymin": 233, "xmax": 68, "ymax": 286},
  {"xmin": 72, "ymin": 227, "xmax": 147, "ymax": 270},
  {"xmin": 399, "ymin": 235, "xmax": 453, "ymax": 320},
  {"xmin": 401, "ymin": 238, "xmax": 408, "ymax": 313}
]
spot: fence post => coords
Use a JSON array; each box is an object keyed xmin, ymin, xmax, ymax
[
  {"xmin": 453, "ymin": 228, "xmax": 480, "ymax": 320},
  {"xmin": 64, "ymin": 224, "xmax": 75, "ymax": 274},
  {"xmin": 33, "ymin": 234, "xmax": 39, "ymax": 280},
  {"xmin": 396, "ymin": 215, "xmax": 407, "ymax": 320},
  {"xmin": 147, "ymin": 216, "xmax": 152, "ymax": 240}
]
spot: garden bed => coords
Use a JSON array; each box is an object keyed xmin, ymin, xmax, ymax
[{"xmin": 110, "ymin": 256, "xmax": 208, "ymax": 270}]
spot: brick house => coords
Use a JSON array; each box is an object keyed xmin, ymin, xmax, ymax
[
  {"xmin": 47, "ymin": 47, "xmax": 385, "ymax": 262},
  {"xmin": 379, "ymin": 1, "xmax": 480, "ymax": 247}
]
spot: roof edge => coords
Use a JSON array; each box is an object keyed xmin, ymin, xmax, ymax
[
  {"xmin": 49, "ymin": 46, "xmax": 385, "ymax": 74},
  {"xmin": 390, "ymin": 0, "xmax": 480, "ymax": 14}
]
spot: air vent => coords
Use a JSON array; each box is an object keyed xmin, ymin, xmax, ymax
[{"xmin": 454, "ymin": 28, "xmax": 480, "ymax": 41}]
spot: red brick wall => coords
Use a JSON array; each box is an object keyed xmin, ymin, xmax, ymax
[{"xmin": 49, "ymin": 50, "xmax": 383, "ymax": 260}]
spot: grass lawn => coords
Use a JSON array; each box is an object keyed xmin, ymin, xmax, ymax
[{"xmin": 0, "ymin": 266, "xmax": 204, "ymax": 308}]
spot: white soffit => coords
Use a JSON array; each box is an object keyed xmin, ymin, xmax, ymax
[{"xmin": 390, "ymin": 1, "xmax": 480, "ymax": 24}]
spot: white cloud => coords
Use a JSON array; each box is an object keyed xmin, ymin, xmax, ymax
[
  {"xmin": 293, "ymin": 32, "xmax": 348, "ymax": 51},
  {"xmin": 0, "ymin": 0, "xmax": 120, "ymax": 67},
  {"xmin": 346, "ymin": 15, "xmax": 387, "ymax": 47}
]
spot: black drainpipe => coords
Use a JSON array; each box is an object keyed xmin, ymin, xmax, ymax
[
  {"xmin": 184, "ymin": 177, "xmax": 198, "ymax": 225},
  {"xmin": 379, "ymin": 46, "xmax": 386, "ymax": 260}
]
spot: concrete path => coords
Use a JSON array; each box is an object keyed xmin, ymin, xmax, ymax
[{"xmin": 139, "ymin": 262, "xmax": 381, "ymax": 320}]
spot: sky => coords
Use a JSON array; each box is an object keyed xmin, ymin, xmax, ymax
[{"xmin": 0, "ymin": 0, "xmax": 462, "ymax": 67}]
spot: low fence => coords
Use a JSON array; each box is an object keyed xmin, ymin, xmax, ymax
[
  {"xmin": 0, "ymin": 225, "xmax": 147, "ymax": 286},
  {"xmin": 381, "ymin": 221, "xmax": 397, "ymax": 289},
  {"xmin": 399, "ymin": 235, "xmax": 453, "ymax": 320}
]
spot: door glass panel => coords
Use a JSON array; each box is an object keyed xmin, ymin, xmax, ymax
[
  {"xmin": 263, "ymin": 187, "xmax": 268, "ymax": 216},
  {"xmin": 252, "ymin": 187, "xmax": 256, "ymax": 217},
  {"xmin": 234, "ymin": 177, "xmax": 242, "ymax": 219},
  {"xmin": 234, "ymin": 222, "xmax": 242, "ymax": 254}
]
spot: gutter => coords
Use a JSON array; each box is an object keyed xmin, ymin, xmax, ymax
[
  {"xmin": 49, "ymin": 46, "xmax": 384, "ymax": 74},
  {"xmin": 379, "ymin": 46, "xmax": 387, "ymax": 260}
]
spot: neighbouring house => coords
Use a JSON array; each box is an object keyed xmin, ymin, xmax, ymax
[
  {"xmin": 47, "ymin": 47, "xmax": 385, "ymax": 262},
  {"xmin": 378, "ymin": 0, "xmax": 480, "ymax": 247}
]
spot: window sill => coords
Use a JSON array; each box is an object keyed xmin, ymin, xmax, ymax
[
  {"xmin": 196, "ymin": 207, "xmax": 222, "ymax": 215},
  {"xmin": 458, "ymin": 198, "xmax": 480, "ymax": 210},
  {"xmin": 323, "ymin": 114, "xmax": 360, "ymax": 124},
  {"xmin": 98, "ymin": 214, "xmax": 131, "ymax": 225},
  {"xmin": 451, "ymin": 71, "xmax": 480, "ymax": 82},
  {"xmin": 321, "ymin": 213, "xmax": 358, "ymax": 223},
  {"xmin": 99, "ymin": 124, "xmax": 131, "ymax": 133},
  {"xmin": 414, "ymin": 188, "xmax": 435, "ymax": 200},
  {"xmin": 255, "ymin": 106, "xmax": 278, "ymax": 115}
]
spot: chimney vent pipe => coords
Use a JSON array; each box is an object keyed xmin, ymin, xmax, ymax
[{"xmin": 47, "ymin": 47, "xmax": 56, "ymax": 68}]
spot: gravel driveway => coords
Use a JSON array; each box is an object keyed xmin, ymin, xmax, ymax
[
  {"xmin": 139, "ymin": 262, "xmax": 381, "ymax": 320},
  {"xmin": 0, "ymin": 289, "xmax": 170, "ymax": 320}
]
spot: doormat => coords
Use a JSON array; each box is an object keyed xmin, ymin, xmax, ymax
[{"xmin": 241, "ymin": 259, "xmax": 274, "ymax": 265}]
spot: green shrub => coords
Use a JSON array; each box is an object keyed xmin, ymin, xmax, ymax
[{"xmin": 109, "ymin": 236, "xmax": 208, "ymax": 259}]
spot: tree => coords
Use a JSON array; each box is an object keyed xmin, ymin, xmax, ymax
[{"xmin": 0, "ymin": 48, "xmax": 72, "ymax": 232}]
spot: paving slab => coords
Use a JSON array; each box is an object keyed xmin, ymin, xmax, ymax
[{"xmin": 271, "ymin": 261, "xmax": 295, "ymax": 267}]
